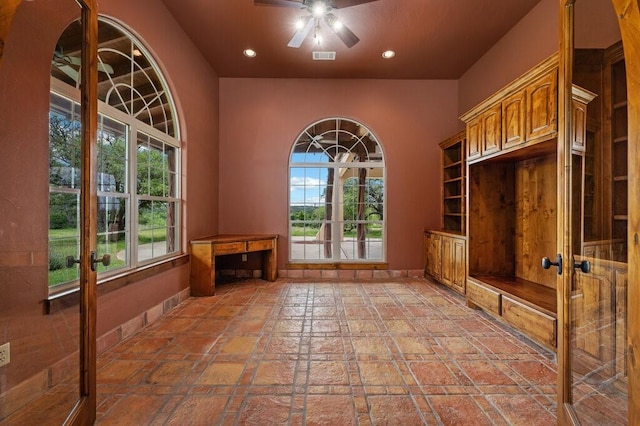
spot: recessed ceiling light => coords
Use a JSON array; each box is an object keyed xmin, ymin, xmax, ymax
[
  {"xmin": 382, "ymin": 50, "xmax": 396, "ymax": 59},
  {"xmin": 243, "ymin": 49, "xmax": 257, "ymax": 58}
]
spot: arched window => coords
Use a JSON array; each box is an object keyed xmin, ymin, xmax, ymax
[
  {"xmin": 289, "ymin": 118, "xmax": 385, "ymax": 262},
  {"xmin": 48, "ymin": 18, "xmax": 180, "ymax": 291}
]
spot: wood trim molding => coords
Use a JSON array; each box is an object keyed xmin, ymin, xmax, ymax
[{"xmin": 46, "ymin": 254, "xmax": 190, "ymax": 314}]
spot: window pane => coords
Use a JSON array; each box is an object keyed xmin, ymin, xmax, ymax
[
  {"xmin": 97, "ymin": 115, "xmax": 127, "ymax": 193},
  {"xmin": 165, "ymin": 145, "xmax": 178, "ymax": 197},
  {"xmin": 137, "ymin": 133, "xmax": 176, "ymax": 197},
  {"xmin": 48, "ymin": 192, "xmax": 80, "ymax": 286},
  {"xmin": 97, "ymin": 195, "xmax": 128, "ymax": 273},
  {"xmin": 138, "ymin": 200, "xmax": 178, "ymax": 262},
  {"xmin": 49, "ymin": 94, "xmax": 81, "ymax": 189}
]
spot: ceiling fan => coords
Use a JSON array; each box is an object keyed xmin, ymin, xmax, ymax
[
  {"xmin": 255, "ymin": 0, "xmax": 380, "ymax": 48},
  {"xmin": 52, "ymin": 48, "xmax": 114, "ymax": 83}
]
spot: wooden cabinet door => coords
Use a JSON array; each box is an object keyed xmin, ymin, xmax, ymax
[
  {"xmin": 466, "ymin": 117, "xmax": 482, "ymax": 160},
  {"xmin": 482, "ymin": 105, "xmax": 502, "ymax": 155},
  {"xmin": 526, "ymin": 70, "xmax": 557, "ymax": 141},
  {"xmin": 452, "ymin": 238, "xmax": 466, "ymax": 293},
  {"xmin": 502, "ymin": 90, "xmax": 526, "ymax": 149},
  {"xmin": 424, "ymin": 233, "xmax": 432, "ymax": 275},
  {"xmin": 571, "ymin": 98, "xmax": 587, "ymax": 153},
  {"xmin": 429, "ymin": 233, "xmax": 442, "ymax": 280},
  {"xmin": 441, "ymin": 236, "xmax": 453, "ymax": 286}
]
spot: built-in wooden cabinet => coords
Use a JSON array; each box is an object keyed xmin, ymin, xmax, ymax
[
  {"xmin": 424, "ymin": 132, "xmax": 467, "ymax": 295},
  {"xmin": 440, "ymin": 131, "xmax": 466, "ymax": 233},
  {"xmin": 425, "ymin": 230, "xmax": 466, "ymax": 295},
  {"xmin": 425, "ymin": 55, "xmax": 596, "ymax": 349},
  {"xmin": 458, "ymin": 54, "xmax": 595, "ymax": 351},
  {"xmin": 461, "ymin": 56, "xmax": 560, "ymax": 163},
  {"xmin": 609, "ymin": 54, "xmax": 628, "ymax": 252}
]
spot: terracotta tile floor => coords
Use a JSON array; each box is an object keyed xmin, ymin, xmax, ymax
[{"xmin": 95, "ymin": 278, "xmax": 557, "ymax": 425}]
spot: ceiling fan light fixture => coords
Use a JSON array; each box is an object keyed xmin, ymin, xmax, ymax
[
  {"xmin": 329, "ymin": 18, "xmax": 343, "ymax": 31},
  {"xmin": 243, "ymin": 48, "xmax": 257, "ymax": 58},
  {"xmin": 311, "ymin": 1, "xmax": 327, "ymax": 18},
  {"xmin": 382, "ymin": 50, "xmax": 396, "ymax": 59}
]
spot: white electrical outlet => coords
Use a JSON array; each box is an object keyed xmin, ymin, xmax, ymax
[
  {"xmin": 0, "ymin": 342, "xmax": 10, "ymax": 367},
  {"xmin": 241, "ymin": 254, "xmax": 248, "ymax": 262}
]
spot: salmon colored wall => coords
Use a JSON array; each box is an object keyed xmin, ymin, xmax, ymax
[
  {"xmin": 458, "ymin": 0, "xmax": 559, "ymax": 115},
  {"xmin": 0, "ymin": 0, "xmax": 218, "ymax": 394},
  {"xmin": 218, "ymin": 78, "xmax": 459, "ymax": 271}
]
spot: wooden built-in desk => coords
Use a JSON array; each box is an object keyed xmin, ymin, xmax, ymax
[{"xmin": 190, "ymin": 234, "xmax": 278, "ymax": 296}]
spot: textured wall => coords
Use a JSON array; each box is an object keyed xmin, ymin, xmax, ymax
[
  {"xmin": 219, "ymin": 78, "xmax": 459, "ymax": 271},
  {"xmin": 0, "ymin": 0, "xmax": 219, "ymax": 395}
]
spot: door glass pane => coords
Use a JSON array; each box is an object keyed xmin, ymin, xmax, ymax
[{"xmin": 571, "ymin": 0, "xmax": 628, "ymax": 422}]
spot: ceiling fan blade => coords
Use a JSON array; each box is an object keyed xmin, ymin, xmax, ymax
[
  {"xmin": 330, "ymin": 0, "xmax": 379, "ymax": 9},
  {"xmin": 55, "ymin": 53, "xmax": 114, "ymax": 75},
  {"xmin": 254, "ymin": 0, "xmax": 304, "ymax": 8},
  {"xmin": 325, "ymin": 14, "xmax": 359, "ymax": 48},
  {"xmin": 98, "ymin": 59, "xmax": 114, "ymax": 75},
  {"xmin": 288, "ymin": 16, "xmax": 315, "ymax": 48},
  {"xmin": 57, "ymin": 64, "xmax": 79, "ymax": 82}
]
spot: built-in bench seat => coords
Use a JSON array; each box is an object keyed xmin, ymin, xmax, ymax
[{"xmin": 467, "ymin": 275, "xmax": 557, "ymax": 351}]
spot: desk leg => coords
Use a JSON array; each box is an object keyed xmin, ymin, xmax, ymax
[
  {"xmin": 263, "ymin": 245, "xmax": 278, "ymax": 282},
  {"xmin": 190, "ymin": 244, "xmax": 216, "ymax": 296}
]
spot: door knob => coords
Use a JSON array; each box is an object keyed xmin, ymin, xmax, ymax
[
  {"xmin": 66, "ymin": 253, "xmax": 111, "ymax": 271},
  {"xmin": 541, "ymin": 254, "xmax": 563, "ymax": 275},
  {"xmin": 91, "ymin": 251, "xmax": 111, "ymax": 271},
  {"xmin": 65, "ymin": 255, "xmax": 80, "ymax": 268},
  {"xmin": 574, "ymin": 260, "xmax": 590, "ymax": 273}
]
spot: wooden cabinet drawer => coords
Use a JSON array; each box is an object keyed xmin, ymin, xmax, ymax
[
  {"xmin": 247, "ymin": 239, "xmax": 274, "ymax": 252},
  {"xmin": 467, "ymin": 280, "xmax": 501, "ymax": 315},
  {"xmin": 213, "ymin": 241, "xmax": 246, "ymax": 255},
  {"xmin": 501, "ymin": 296, "xmax": 557, "ymax": 349}
]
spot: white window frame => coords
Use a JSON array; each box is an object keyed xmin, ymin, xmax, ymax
[
  {"xmin": 288, "ymin": 117, "xmax": 386, "ymax": 263},
  {"xmin": 48, "ymin": 78, "xmax": 181, "ymax": 293}
]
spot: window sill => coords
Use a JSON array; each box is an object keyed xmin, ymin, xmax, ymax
[
  {"xmin": 45, "ymin": 254, "xmax": 190, "ymax": 315},
  {"xmin": 285, "ymin": 262, "xmax": 388, "ymax": 270}
]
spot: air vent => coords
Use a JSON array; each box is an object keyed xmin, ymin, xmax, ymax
[{"xmin": 313, "ymin": 51, "xmax": 336, "ymax": 61}]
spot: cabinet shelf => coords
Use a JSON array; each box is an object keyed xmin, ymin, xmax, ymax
[
  {"xmin": 613, "ymin": 136, "xmax": 628, "ymax": 144},
  {"xmin": 443, "ymin": 177, "xmax": 463, "ymax": 184},
  {"xmin": 614, "ymin": 215, "xmax": 628, "ymax": 221},
  {"xmin": 613, "ymin": 175, "xmax": 628, "ymax": 182},
  {"xmin": 444, "ymin": 161, "xmax": 463, "ymax": 169},
  {"xmin": 613, "ymin": 100, "xmax": 628, "ymax": 109},
  {"xmin": 439, "ymin": 131, "xmax": 466, "ymax": 233}
]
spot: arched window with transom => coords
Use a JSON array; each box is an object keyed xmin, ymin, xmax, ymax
[
  {"xmin": 289, "ymin": 118, "xmax": 385, "ymax": 263},
  {"xmin": 48, "ymin": 17, "xmax": 181, "ymax": 292}
]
